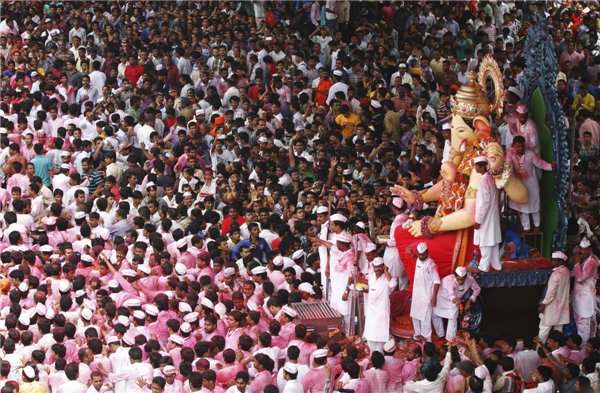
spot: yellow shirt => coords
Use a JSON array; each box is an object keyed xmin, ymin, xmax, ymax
[
  {"xmin": 336, "ymin": 113, "xmax": 361, "ymax": 139},
  {"xmin": 19, "ymin": 382, "xmax": 47, "ymax": 393},
  {"xmin": 571, "ymin": 93, "xmax": 595, "ymax": 118}
]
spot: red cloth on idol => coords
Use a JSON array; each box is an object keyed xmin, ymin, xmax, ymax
[{"xmin": 394, "ymin": 227, "xmax": 476, "ymax": 291}]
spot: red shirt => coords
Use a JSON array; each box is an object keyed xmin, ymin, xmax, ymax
[
  {"xmin": 124, "ymin": 64, "xmax": 144, "ymax": 86},
  {"xmin": 221, "ymin": 215, "xmax": 245, "ymax": 235}
]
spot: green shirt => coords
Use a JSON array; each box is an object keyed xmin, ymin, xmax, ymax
[{"xmin": 290, "ymin": 166, "xmax": 317, "ymax": 182}]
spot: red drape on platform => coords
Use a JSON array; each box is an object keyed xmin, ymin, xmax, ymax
[{"xmin": 393, "ymin": 227, "xmax": 476, "ymax": 291}]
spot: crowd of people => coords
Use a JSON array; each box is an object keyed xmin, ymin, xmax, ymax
[{"xmin": 0, "ymin": 0, "xmax": 599, "ymax": 392}]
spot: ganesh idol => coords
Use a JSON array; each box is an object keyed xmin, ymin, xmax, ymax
[{"xmin": 391, "ymin": 56, "xmax": 529, "ymax": 285}]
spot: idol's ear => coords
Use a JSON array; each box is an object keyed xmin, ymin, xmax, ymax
[{"xmin": 473, "ymin": 116, "xmax": 491, "ymax": 140}]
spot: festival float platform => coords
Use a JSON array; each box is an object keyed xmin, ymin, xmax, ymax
[{"xmin": 390, "ymin": 252, "xmax": 553, "ymax": 340}]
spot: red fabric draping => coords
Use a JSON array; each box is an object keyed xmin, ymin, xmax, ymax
[{"xmin": 394, "ymin": 227, "xmax": 476, "ymax": 291}]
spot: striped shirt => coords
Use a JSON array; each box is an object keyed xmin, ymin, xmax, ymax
[{"xmin": 86, "ymin": 169, "xmax": 104, "ymax": 194}]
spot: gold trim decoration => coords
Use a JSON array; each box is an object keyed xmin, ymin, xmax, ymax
[
  {"xmin": 427, "ymin": 216, "xmax": 443, "ymax": 235},
  {"xmin": 465, "ymin": 186, "xmax": 478, "ymax": 199},
  {"xmin": 450, "ymin": 55, "xmax": 504, "ymax": 119}
]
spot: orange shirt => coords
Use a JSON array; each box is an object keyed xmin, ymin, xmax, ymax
[{"xmin": 315, "ymin": 78, "xmax": 333, "ymax": 106}]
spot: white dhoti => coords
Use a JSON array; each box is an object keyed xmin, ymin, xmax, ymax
[
  {"xmin": 478, "ymin": 245, "xmax": 502, "ymax": 272},
  {"xmin": 412, "ymin": 308, "xmax": 433, "ymax": 342},
  {"xmin": 538, "ymin": 321, "xmax": 563, "ymax": 345},
  {"xmin": 520, "ymin": 211, "xmax": 541, "ymax": 230},
  {"xmin": 367, "ymin": 340, "xmax": 384, "ymax": 354},
  {"xmin": 432, "ymin": 314, "xmax": 458, "ymax": 340},
  {"xmin": 575, "ymin": 314, "xmax": 593, "ymax": 344}
]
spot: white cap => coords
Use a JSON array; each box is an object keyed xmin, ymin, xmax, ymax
[
  {"xmin": 184, "ymin": 312, "xmax": 199, "ymax": 323},
  {"xmin": 196, "ymin": 109, "xmax": 205, "ymax": 116},
  {"xmin": 169, "ymin": 334, "xmax": 185, "ymax": 345},
  {"xmin": 123, "ymin": 333, "xmax": 136, "ymax": 346},
  {"xmin": 316, "ymin": 206, "xmax": 329, "ymax": 214},
  {"xmin": 81, "ymin": 254, "xmax": 94, "ymax": 262},
  {"xmin": 179, "ymin": 302, "xmax": 192, "ymax": 313},
  {"xmin": 180, "ymin": 322, "xmax": 192, "ymax": 333},
  {"xmin": 273, "ymin": 256, "xmax": 284, "ymax": 266},
  {"xmin": 259, "ymin": 137, "xmax": 268, "ymax": 143},
  {"xmin": 176, "ymin": 239, "xmax": 187, "ymax": 249},
  {"xmin": 581, "ymin": 238, "xmax": 591, "ymax": 248},
  {"xmin": 516, "ymin": 104, "xmax": 528, "ymax": 114},
  {"xmin": 23, "ymin": 365, "xmax": 36, "ymax": 379},
  {"xmin": 75, "ymin": 290, "xmax": 86, "ymax": 298},
  {"xmin": 183, "ymin": 192, "xmax": 193, "ymax": 197},
  {"xmin": 133, "ymin": 310, "xmax": 145, "ymax": 320},
  {"xmin": 83, "ymin": 299, "xmax": 96, "ymax": 311},
  {"xmin": 50, "ymin": 29, "xmax": 60, "ymax": 35},
  {"xmin": 61, "ymin": 151, "xmax": 71, "ymax": 157},
  {"xmin": 333, "ymin": 70, "xmax": 342, "ymax": 76},
  {"xmin": 372, "ymin": 257, "xmax": 385, "ymax": 267},
  {"xmin": 392, "ymin": 198, "xmax": 405, "ymax": 209},
  {"xmin": 156, "ymin": 64, "xmax": 164, "ymax": 71},
  {"xmin": 175, "ymin": 263, "xmax": 188, "ymax": 276},
  {"xmin": 330, "ymin": 213, "xmax": 347, "ymax": 223},
  {"xmin": 0, "ymin": 128, "xmax": 6, "ymax": 134},
  {"xmin": 145, "ymin": 305, "xmax": 159, "ymax": 316},
  {"xmin": 508, "ymin": 86, "xmax": 523, "ymax": 99},
  {"xmin": 298, "ymin": 282, "xmax": 315, "ymax": 294},
  {"xmin": 81, "ymin": 308, "xmax": 93, "ymax": 321},
  {"xmin": 18, "ymin": 313, "xmax": 30, "ymax": 326},
  {"xmin": 417, "ymin": 242, "xmax": 428, "ymax": 254},
  {"xmin": 292, "ymin": 250, "xmax": 305, "ymax": 260},
  {"xmin": 251, "ymin": 266, "xmax": 267, "ymax": 275},
  {"xmin": 383, "ymin": 339, "xmax": 396, "ymax": 352},
  {"xmin": 371, "ymin": 100, "xmax": 381, "ymax": 108},
  {"xmin": 122, "ymin": 269, "xmax": 137, "ymax": 278},
  {"xmin": 313, "ymin": 349, "xmax": 328, "ymax": 358},
  {"xmin": 473, "ymin": 155, "xmax": 488, "ymax": 164},
  {"xmin": 39, "ymin": 245, "xmax": 53, "ymax": 253},
  {"xmin": 343, "ymin": 169, "xmax": 352, "ymax": 176},
  {"xmin": 107, "ymin": 336, "xmax": 120, "ymax": 345},
  {"xmin": 214, "ymin": 303, "xmax": 227, "ymax": 318},
  {"xmin": 364, "ymin": 243, "xmax": 377, "ymax": 253},
  {"xmin": 355, "ymin": 222, "xmax": 365, "ymax": 229},
  {"xmin": 138, "ymin": 264, "xmax": 151, "ymax": 275},
  {"xmin": 123, "ymin": 299, "xmax": 141, "ymax": 307},
  {"xmin": 223, "ymin": 267, "xmax": 235, "ymax": 277},
  {"xmin": 108, "ymin": 280, "xmax": 119, "ymax": 289},
  {"xmin": 59, "ymin": 281, "xmax": 71, "ymax": 293},
  {"xmin": 163, "ymin": 365, "xmax": 177, "ymax": 375},
  {"xmin": 99, "ymin": 228, "xmax": 110, "ymax": 240},
  {"xmin": 201, "ymin": 298, "xmax": 215, "ymax": 310},
  {"xmin": 336, "ymin": 232, "xmax": 352, "ymax": 243},
  {"xmin": 18, "ymin": 282, "xmax": 28, "ymax": 292},
  {"xmin": 442, "ymin": 122, "xmax": 451, "ymax": 130},
  {"xmin": 117, "ymin": 315, "xmax": 130, "ymax": 327},
  {"xmin": 46, "ymin": 309, "xmax": 55, "ymax": 320},
  {"xmin": 284, "ymin": 362, "xmax": 298, "ymax": 374},
  {"xmin": 552, "ymin": 251, "xmax": 568, "ymax": 261},
  {"xmin": 399, "ymin": 63, "xmax": 408, "ymax": 69},
  {"xmin": 281, "ymin": 305, "xmax": 298, "ymax": 318},
  {"xmin": 36, "ymin": 303, "xmax": 46, "ymax": 316},
  {"xmin": 455, "ymin": 267, "xmax": 467, "ymax": 277}
]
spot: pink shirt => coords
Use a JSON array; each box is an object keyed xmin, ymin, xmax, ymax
[
  {"xmin": 250, "ymin": 370, "xmax": 272, "ymax": 393},
  {"xmin": 364, "ymin": 368, "xmax": 388, "ymax": 393},
  {"xmin": 224, "ymin": 328, "xmax": 245, "ymax": 350},
  {"xmin": 302, "ymin": 366, "xmax": 328, "ymax": 393}
]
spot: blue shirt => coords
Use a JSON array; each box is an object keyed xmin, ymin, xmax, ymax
[
  {"xmin": 31, "ymin": 155, "xmax": 53, "ymax": 186},
  {"xmin": 232, "ymin": 237, "xmax": 272, "ymax": 261}
]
